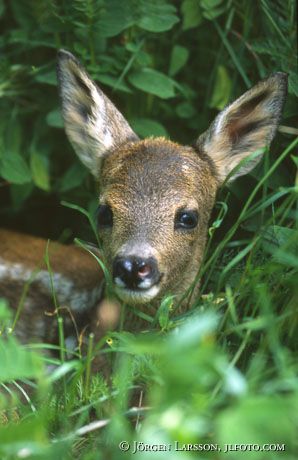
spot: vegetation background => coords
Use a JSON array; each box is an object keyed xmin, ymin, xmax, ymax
[{"xmin": 0, "ymin": 0, "xmax": 297, "ymax": 459}]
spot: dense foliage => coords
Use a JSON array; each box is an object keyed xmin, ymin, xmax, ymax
[{"xmin": 0, "ymin": 0, "xmax": 297, "ymax": 459}]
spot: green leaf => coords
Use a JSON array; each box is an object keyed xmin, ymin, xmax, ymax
[
  {"xmin": 130, "ymin": 118, "xmax": 168, "ymax": 138},
  {"xmin": 201, "ymin": 0, "xmax": 226, "ymax": 19},
  {"xmin": 90, "ymin": 0, "xmax": 134, "ymax": 38},
  {"xmin": 168, "ymin": 313, "xmax": 218, "ymax": 350},
  {"xmin": 261, "ymin": 225, "xmax": 298, "ymax": 266},
  {"xmin": 209, "ymin": 65, "xmax": 232, "ymax": 110},
  {"xmin": 34, "ymin": 70, "xmax": 57, "ymax": 85},
  {"xmin": 219, "ymin": 241, "xmax": 254, "ymax": 282},
  {"xmin": 169, "ymin": 45, "xmax": 189, "ymax": 76},
  {"xmin": 201, "ymin": 0, "xmax": 223, "ymax": 8},
  {"xmin": 203, "ymin": 5, "xmax": 226, "ymax": 19},
  {"xmin": 138, "ymin": 2, "xmax": 179, "ymax": 33},
  {"xmin": 128, "ymin": 68, "xmax": 176, "ymax": 99},
  {"xmin": 46, "ymin": 109, "xmax": 63, "ymax": 128},
  {"xmin": 156, "ymin": 296, "xmax": 174, "ymax": 330},
  {"xmin": 181, "ymin": 0, "xmax": 203, "ymax": 30},
  {"xmin": 10, "ymin": 183, "xmax": 34, "ymax": 209},
  {"xmin": 30, "ymin": 152, "xmax": 50, "ymax": 191},
  {"xmin": 291, "ymin": 155, "xmax": 298, "ymax": 167},
  {"xmin": 176, "ymin": 101, "xmax": 196, "ymax": 119},
  {"xmin": 223, "ymin": 366, "xmax": 247, "ymax": 396},
  {"xmin": 262, "ymin": 225, "xmax": 298, "ymax": 249},
  {"xmin": 96, "ymin": 74, "xmax": 132, "ymax": 93},
  {"xmin": 59, "ymin": 162, "xmax": 88, "ymax": 192},
  {"xmin": 0, "ymin": 152, "xmax": 32, "ymax": 184},
  {"xmin": 0, "ymin": 336, "xmax": 43, "ymax": 382},
  {"xmin": 0, "ymin": 298, "xmax": 12, "ymax": 332},
  {"xmin": 217, "ymin": 396, "xmax": 297, "ymax": 455},
  {"xmin": 0, "ymin": 421, "xmax": 44, "ymax": 457}
]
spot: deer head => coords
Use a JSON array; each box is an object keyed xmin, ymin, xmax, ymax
[{"xmin": 57, "ymin": 50, "xmax": 287, "ymax": 308}]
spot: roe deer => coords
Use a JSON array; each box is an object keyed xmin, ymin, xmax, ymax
[
  {"xmin": 0, "ymin": 50, "xmax": 287, "ymax": 345},
  {"xmin": 0, "ymin": 228, "xmax": 103, "ymax": 344}
]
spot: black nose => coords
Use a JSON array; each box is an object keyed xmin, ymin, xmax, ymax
[{"xmin": 113, "ymin": 256, "xmax": 160, "ymax": 290}]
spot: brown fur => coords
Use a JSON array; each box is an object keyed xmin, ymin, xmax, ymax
[
  {"xmin": 0, "ymin": 229, "xmax": 103, "ymax": 344},
  {"xmin": 0, "ymin": 51, "xmax": 287, "ymax": 355},
  {"xmin": 0, "ymin": 229, "xmax": 102, "ymax": 291},
  {"xmin": 57, "ymin": 51, "xmax": 286, "ymax": 312},
  {"xmin": 99, "ymin": 138, "xmax": 218, "ymax": 316}
]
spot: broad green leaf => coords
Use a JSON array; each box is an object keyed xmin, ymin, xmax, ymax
[
  {"xmin": 135, "ymin": 50, "xmax": 153, "ymax": 67},
  {"xmin": 130, "ymin": 118, "xmax": 168, "ymax": 138},
  {"xmin": 0, "ymin": 336, "xmax": 43, "ymax": 382},
  {"xmin": 93, "ymin": 0, "xmax": 134, "ymax": 37},
  {"xmin": 0, "ymin": 152, "xmax": 32, "ymax": 184},
  {"xmin": 4, "ymin": 118, "xmax": 22, "ymax": 156},
  {"xmin": 169, "ymin": 45, "xmax": 189, "ymax": 76},
  {"xmin": 168, "ymin": 313, "xmax": 218, "ymax": 350},
  {"xmin": 181, "ymin": 0, "xmax": 203, "ymax": 30},
  {"xmin": 261, "ymin": 225, "xmax": 298, "ymax": 266},
  {"xmin": 128, "ymin": 68, "xmax": 176, "ymax": 99},
  {"xmin": 30, "ymin": 152, "xmax": 50, "ymax": 191},
  {"xmin": 34, "ymin": 70, "xmax": 57, "ymax": 85},
  {"xmin": 262, "ymin": 225, "xmax": 298, "ymax": 249},
  {"xmin": 46, "ymin": 109, "xmax": 63, "ymax": 128},
  {"xmin": 59, "ymin": 162, "xmax": 88, "ymax": 192},
  {"xmin": 138, "ymin": 2, "xmax": 179, "ymax": 33},
  {"xmin": 217, "ymin": 396, "xmax": 297, "ymax": 456},
  {"xmin": 96, "ymin": 74, "xmax": 132, "ymax": 93},
  {"xmin": 0, "ymin": 416, "xmax": 49, "ymax": 459},
  {"xmin": 202, "ymin": 4, "xmax": 226, "ymax": 19},
  {"xmin": 209, "ymin": 65, "xmax": 231, "ymax": 110},
  {"xmin": 201, "ymin": 0, "xmax": 226, "ymax": 20}
]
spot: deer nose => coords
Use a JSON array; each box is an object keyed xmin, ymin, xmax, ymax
[{"xmin": 113, "ymin": 256, "xmax": 160, "ymax": 290}]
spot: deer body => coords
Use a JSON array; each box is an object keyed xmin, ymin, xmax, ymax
[
  {"xmin": 0, "ymin": 50, "xmax": 287, "ymax": 346},
  {"xmin": 0, "ymin": 228, "xmax": 103, "ymax": 343}
]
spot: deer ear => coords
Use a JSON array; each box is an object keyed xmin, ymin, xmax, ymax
[
  {"xmin": 196, "ymin": 73, "xmax": 287, "ymax": 183},
  {"xmin": 57, "ymin": 50, "xmax": 138, "ymax": 175}
]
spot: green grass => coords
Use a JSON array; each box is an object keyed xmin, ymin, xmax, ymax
[
  {"xmin": 0, "ymin": 138, "xmax": 297, "ymax": 459},
  {"xmin": 0, "ymin": 0, "xmax": 297, "ymax": 458}
]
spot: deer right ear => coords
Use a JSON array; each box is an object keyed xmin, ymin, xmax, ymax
[
  {"xmin": 196, "ymin": 73, "xmax": 287, "ymax": 183},
  {"xmin": 57, "ymin": 50, "xmax": 138, "ymax": 175}
]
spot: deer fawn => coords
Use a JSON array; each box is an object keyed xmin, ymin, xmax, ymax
[{"xmin": 0, "ymin": 50, "xmax": 287, "ymax": 347}]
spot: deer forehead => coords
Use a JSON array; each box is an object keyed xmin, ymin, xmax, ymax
[{"xmin": 99, "ymin": 138, "xmax": 217, "ymax": 209}]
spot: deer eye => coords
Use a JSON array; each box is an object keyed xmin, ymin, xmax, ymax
[
  {"xmin": 175, "ymin": 210, "xmax": 198, "ymax": 230},
  {"xmin": 96, "ymin": 204, "xmax": 113, "ymax": 228}
]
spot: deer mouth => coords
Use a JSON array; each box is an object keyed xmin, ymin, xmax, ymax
[
  {"xmin": 114, "ymin": 283, "xmax": 161, "ymax": 304},
  {"xmin": 113, "ymin": 263, "xmax": 163, "ymax": 304}
]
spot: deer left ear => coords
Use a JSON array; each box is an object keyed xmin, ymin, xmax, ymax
[
  {"xmin": 196, "ymin": 73, "xmax": 287, "ymax": 183},
  {"xmin": 57, "ymin": 50, "xmax": 138, "ymax": 175}
]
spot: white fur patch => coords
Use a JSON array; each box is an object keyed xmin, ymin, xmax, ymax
[
  {"xmin": 114, "ymin": 276, "xmax": 126, "ymax": 288},
  {"xmin": 91, "ymin": 87, "xmax": 113, "ymax": 150},
  {"xmin": 138, "ymin": 278, "xmax": 154, "ymax": 289},
  {"xmin": 0, "ymin": 257, "xmax": 103, "ymax": 312},
  {"xmin": 115, "ymin": 284, "xmax": 160, "ymax": 304}
]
